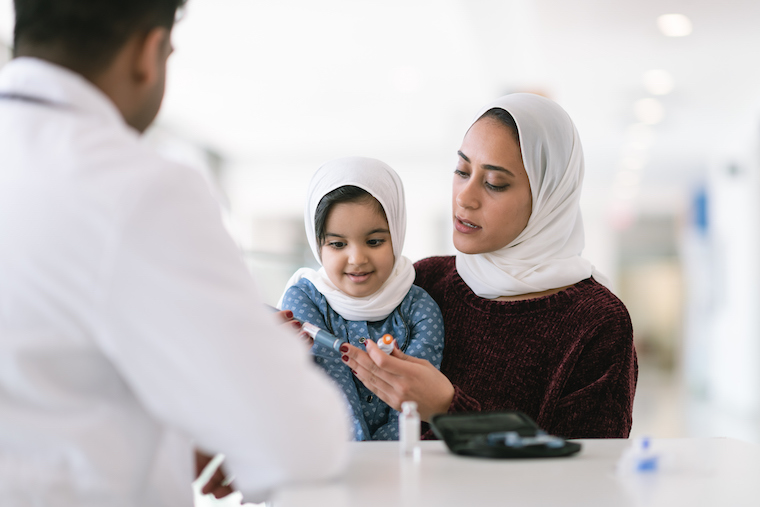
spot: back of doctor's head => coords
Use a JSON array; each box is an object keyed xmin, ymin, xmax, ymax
[{"xmin": 13, "ymin": 0, "xmax": 187, "ymax": 77}]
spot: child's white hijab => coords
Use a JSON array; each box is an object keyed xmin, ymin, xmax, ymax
[
  {"xmin": 456, "ymin": 93, "xmax": 607, "ymax": 298},
  {"xmin": 278, "ymin": 156, "xmax": 415, "ymax": 322}
]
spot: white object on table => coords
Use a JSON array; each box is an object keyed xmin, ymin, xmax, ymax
[{"xmin": 399, "ymin": 401, "xmax": 421, "ymax": 457}]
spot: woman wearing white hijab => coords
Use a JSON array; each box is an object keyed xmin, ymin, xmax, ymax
[
  {"xmin": 342, "ymin": 94, "xmax": 638, "ymax": 439},
  {"xmin": 279, "ymin": 156, "xmax": 444, "ymax": 441}
]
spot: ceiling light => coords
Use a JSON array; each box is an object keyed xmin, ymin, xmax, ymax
[
  {"xmin": 657, "ymin": 14, "xmax": 693, "ymax": 37},
  {"xmin": 643, "ymin": 69, "xmax": 675, "ymax": 95},
  {"xmin": 634, "ymin": 98, "xmax": 664, "ymax": 125}
]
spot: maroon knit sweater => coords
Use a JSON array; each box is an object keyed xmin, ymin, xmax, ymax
[{"xmin": 415, "ymin": 256, "xmax": 638, "ymax": 439}]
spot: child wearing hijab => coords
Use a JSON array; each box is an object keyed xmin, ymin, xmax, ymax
[{"xmin": 279, "ymin": 156, "xmax": 444, "ymax": 441}]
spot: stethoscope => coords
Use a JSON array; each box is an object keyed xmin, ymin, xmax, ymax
[{"xmin": 0, "ymin": 93, "xmax": 63, "ymax": 107}]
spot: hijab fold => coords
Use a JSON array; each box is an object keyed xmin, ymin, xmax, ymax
[
  {"xmin": 278, "ymin": 157, "xmax": 415, "ymax": 322},
  {"xmin": 455, "ymin": 93, "xmax": 608, "ymax": 298}
]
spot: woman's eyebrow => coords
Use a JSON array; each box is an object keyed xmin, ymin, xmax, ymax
[
  {"xmin": 482, "ymin": 164, "xmax": 515, "ymax": 177},
  {"xmin": 458, "ymin": 150, "xmax": 515, "ymax": 177}
]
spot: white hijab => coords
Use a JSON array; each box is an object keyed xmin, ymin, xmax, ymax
[
  {"xmin": 455, "ymin": 93, "xmax": 607, "ymax": 299},
  {"xmin": 278, "ymin": 156, "xmax": 415, "ymax": 322}
]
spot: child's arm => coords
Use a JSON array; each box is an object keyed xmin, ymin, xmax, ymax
[
  {"xmin": 399, "ymin": 290, "xmax": 445, "ymax": 370},
  {"xmin": 281, "ymin": 280, "xmax": 372, "ymax": 440},
  {"xmin": 369, "ymin": 289, "xmax": 445, "ymax": 440},
  {"xmin": 280, "ymin": 283, "xmax": 331, "ymax": 333}
]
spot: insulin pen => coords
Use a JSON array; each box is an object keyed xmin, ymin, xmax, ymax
[
  {"xmin": 267, "ymin": 305, "xmax": 347, "ymax": 351},
  {"xmin": 300, "ymin": 321, "xmax": 347, "ymax": 351}
]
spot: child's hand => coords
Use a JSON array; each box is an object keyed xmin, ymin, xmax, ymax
[{"xmin": 275, "ymin": 310, "xmax": 313, "ymax": 346}]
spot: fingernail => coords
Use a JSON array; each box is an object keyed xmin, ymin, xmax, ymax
[
  {"xmin": 285, "ymin": 310, "xmax": 293, "ymax": 319},
  {"xmin": 339, "ymin": 344, "xmax": 348, "ymax": 353},
  {"xmin": 342, "ymin": 355, "xmax": 349, "ymax": 362},
  {"xmin": 291, "ymin": 321, "xmax": 301, "ymax": 330},
  {"xmin": 351, "ymin": 370, "xmax": 357, "ymax": 375}
]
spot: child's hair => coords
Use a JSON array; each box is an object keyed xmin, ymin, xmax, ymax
[{"xmin": 314, "ymin": 185, "xmax": 388, "ymax": 248}]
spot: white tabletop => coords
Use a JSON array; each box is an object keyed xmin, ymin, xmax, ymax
[{"xmin": 268, "ymin": 438, "xmax": 760, "ymax": 507}]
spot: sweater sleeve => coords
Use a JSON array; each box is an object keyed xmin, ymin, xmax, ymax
[
  {"xmin": 421, "ymin": 385, "xmax": 483, "ymax": 440},
  {"xmin": 541, "ymin": 309, "xmax": 638, "ymax": 439}
]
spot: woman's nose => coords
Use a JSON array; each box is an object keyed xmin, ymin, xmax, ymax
[{"xmin": 455, "ymin": 179, "xmax": 480, "ymax": 210}]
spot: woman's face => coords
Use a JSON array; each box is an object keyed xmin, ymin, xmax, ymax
[{"xmin": 452, "ymin": 117, "xmax": 533, "ymax": 255}]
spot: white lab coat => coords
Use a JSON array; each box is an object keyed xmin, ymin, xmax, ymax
[{"xmin": 0, "ymin": 58, "xmax": 350, "ymax": 507}]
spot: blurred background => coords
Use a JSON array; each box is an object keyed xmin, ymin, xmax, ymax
[{"xmin": 1, "ymin": 0, "xmax": 759, "ymax": 443}]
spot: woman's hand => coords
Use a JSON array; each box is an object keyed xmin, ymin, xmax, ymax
[
  {"xmin": 341, "ymin": 339, "xmax": 454, "ymax": 422},
  {"xmin": 274, "ymin": 309, "xmax": 313, "ymax": 346}
]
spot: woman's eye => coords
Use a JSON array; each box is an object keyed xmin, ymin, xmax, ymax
[
  {"xmin": 454, "ymin": 169, "xmax": 469, "ymax": 178},
  {"xmin": 485, "ymin": 181, "xmax": 509, "ymax": 191}
]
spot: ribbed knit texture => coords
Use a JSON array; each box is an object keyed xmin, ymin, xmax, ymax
[{"xmin": 415, "ymin": 256, "xmax": 637, "ymax": 439}]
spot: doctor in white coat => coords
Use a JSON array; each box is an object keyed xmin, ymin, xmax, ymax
[{"xmin": 0, "ymin": 0, "xmax": 349, "ymax": 505}]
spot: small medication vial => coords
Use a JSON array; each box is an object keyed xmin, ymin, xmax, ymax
[
  {"xmin": 399, "ymin": 401, "xmax": 420, "ymax": 456},
  {"xmin": 377, "ymin": 334, "xmax": 395, "ymax": 354}
]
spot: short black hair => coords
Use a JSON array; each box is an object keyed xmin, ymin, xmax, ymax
[
  {"xmin": 314, "ymin": 185, "xmax": 386, "ymax": 248},
  {"xmin": 13, "ymin": 0, "xmax": 187, "ymax": 74},
  {"xmin": 480, "ymin": 107, "xmax": 520, "ymax": 145}
]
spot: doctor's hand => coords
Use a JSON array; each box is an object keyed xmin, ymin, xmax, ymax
[
  {"xmin": 195, "ymin": 450, "xmax": 234, "ymax": 499},
  {"xmin": 341, "ymin": 339, "xmax": 454, "ymax": 422}
]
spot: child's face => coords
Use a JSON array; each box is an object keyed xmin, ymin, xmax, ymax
[{"xmin": 320, "ymin": 199, "xmax": 395, "ymax": 298}]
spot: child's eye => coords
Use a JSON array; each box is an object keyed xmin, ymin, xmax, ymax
[
  {"xmin": 327, "ymin": 241, "xmax": 346, "ymax": 249},
  {"xmin": 367, "ymin": 239, "xmax": 386, "ymax": 247}
]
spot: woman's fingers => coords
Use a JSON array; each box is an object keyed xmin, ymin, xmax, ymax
[
  {"xmin": 342, "ymin": 344, "xmax": 399, "ymax": 400},
  {"xmin": 363, "ymin": 339, "xmax": 425, "ymax": 374},
  {"xmin": 342, "ymin": 340, "xmax": 426, "ymax": 413},
  {"xmin": 272, "ymin": 309, "xmax": 313, "ymax": 345},
  {"xmin": 346, "ymin": 340, "xmax": 404, "ymax": 381},
  {"xmin": 342, "ymin": 343, "xmax": 393, "ymax": 383},
  {"xmin": 273, "ymin": 309, "xmax": 294, "ymax": 323},
  {"xmin": 343, "ymin": 339, "xmax": 454, "ymax": 421}
]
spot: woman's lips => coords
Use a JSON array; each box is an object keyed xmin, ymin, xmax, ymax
[{"xmin": 454, "ymin": 215, "xmax": 481, "ymax": 234}]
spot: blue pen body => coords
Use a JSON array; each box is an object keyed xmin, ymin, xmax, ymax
[
  {"xmin": 301, "ymin": 322, "xmax": 347, "ymax": 351},
  {"xmin": 266, "ymin": 305, "xmax": 347, "ymax": 351}
]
